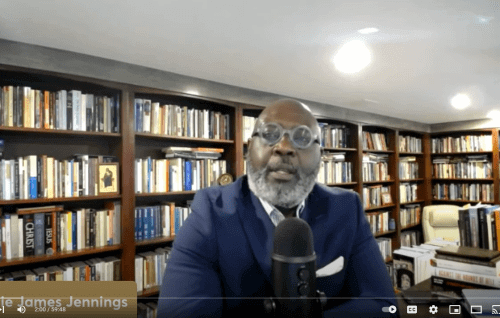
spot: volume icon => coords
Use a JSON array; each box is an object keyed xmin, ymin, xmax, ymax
[{"xmin": 17, "ymin": 306, "xmax": 26, "ymax": 314}]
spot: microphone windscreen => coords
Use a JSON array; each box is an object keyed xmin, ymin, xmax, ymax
[{"xmin": 273, "ymin": 218, "xmax": 314, "ymax": 257}]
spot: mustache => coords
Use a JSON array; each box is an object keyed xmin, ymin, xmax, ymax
[{"xmin": 266, "ymin": 162, "xmax": 297, "ymax": 174}]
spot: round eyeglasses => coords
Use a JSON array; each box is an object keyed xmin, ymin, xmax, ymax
[{"xmin": 252, "ymin": 122, "xmax": 320, "ymax": 149}]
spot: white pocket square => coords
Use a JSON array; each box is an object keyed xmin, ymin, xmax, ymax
[{"xmin": 316, "ymin": 256, "xmax": 344, "ymax": 278}]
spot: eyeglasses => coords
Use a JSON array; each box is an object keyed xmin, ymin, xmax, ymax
[{"xmin": 252, "ymin": 122, "xmax": 320, "ymax": 149}]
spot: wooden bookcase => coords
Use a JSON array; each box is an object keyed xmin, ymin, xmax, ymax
[{"xmin": 13, "ymin": 62, "xmax": 500, "ymax": 297}]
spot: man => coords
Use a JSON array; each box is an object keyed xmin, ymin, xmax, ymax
[{"xmin": 157, "ymin": 99, "xmax": 398, "ymax": 317}]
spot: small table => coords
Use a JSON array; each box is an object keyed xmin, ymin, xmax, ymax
[{"xmin": 397, "ymin": 279, "xmax": 470, "ymax": 318}]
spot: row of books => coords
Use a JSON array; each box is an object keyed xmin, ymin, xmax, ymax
[
  {"xmin": 400, "ymin": 230, "xmax": 421, "ymax": 247},
  {"xmin": 376, "ymin": 237, "xmax": 392, "ymax": 262},
  {"xmin": 400, "ymin": 204, "xmax": 422, "ymax": 228},
  {"xmin": 433, "ymin": 183, "xmax": 494, "ymax": 202},
  {"xmin": 134, "ymin": 203, "xmax": 191, "ymax": 241},
  {"xmin": 0, "ymin": 86, "xmax": 119, "ymax": 133},
  {"xmin": 458, "ymin": 204, "xmax": 500, "ymax": 250},
  {"xmin": 318, "ymin": 123, "xmax": 351, "ymax": 148},
  {"xmin": 431, "ymin": 135, "xmax": 492, "ymax": 153},
  {"xmin": 399, "ymin": 183, "xmax": 418, "ymax": 203},
  {"xmin": 362, "ymin": 153, "xmax": 389, "ymax": 182},
  {"xmin": 135, "ymin": 157, "xmax": 227, "ymax": 193},
  {"xmin": 317, "ymin": 159, "xmax": 352, "ymax": 184},
  {"xmin": 399, "ymin": 159, "xmax": 419, "ymax": 180},
  {"xmin": 362, "ymin": 131, "xmax": 388, "ymax": 151},
  {"xmin": 135, "ymin": 247, "xmax": 171, "ymax": 293},
  {"xmin": 0, "ymin": 154, "xmax": 118, "ymax": 200},
  {"xmin": 365, "ymin": 210, "xmax": 390, "ymax": 235},
  {"xmin": 134, "ymin": 99, "xmax": 230, "ymax": 140},
  {"xmin": 0, "ymin": 202, "xmax": 121, "ymax": 260},
  {"xmin": 399, "ymin": 135, "xmax": 422, "ymax": 153},
  {"xmin": 362, "ymin": 185, "xmax": 391, "ymax": 209},
  {"xmin": 393, "ymin": 243, "xmax": 441, "ymax": 290},
  {"xmin": 432, "ymin": 159, "xmax": 492, "ymax": 179},
  {"xmin": 242, "ymin": 116, "xmax": 257, "ymax": 142},
  {"xmin": 0, "ymin": 256, "xmax": 121, "ymax": 281}
]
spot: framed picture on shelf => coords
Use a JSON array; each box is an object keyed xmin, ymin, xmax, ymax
[
  {"xmin": 381, "ymin": 192, "xmax": 392, "ymax": 205},
  {"xmin": 98, "ymin": 162, "xmax": 120, "ymax": 195}
]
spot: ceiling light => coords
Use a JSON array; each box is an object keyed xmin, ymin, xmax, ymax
[
  {"xmin": 333, "ymin": 40, "xmax": 371, "ymax": 74},
  {"xmin": 475, "ymin": 16, "xmax": 493, "ymax": 24},
  {"xmin": 487, "ymin": 110, "xmax": 500, "ymax": 120},
  {"xmin": 358, "ymin": 28, "xmax": 379, "ymax": 34},
  {"xmin": 185, "ymin": 89, "xmax": 199, "ymax": 95},
  {"xmin": 450, "ymin": 93, "xmax": 471, "ymax": 109}
]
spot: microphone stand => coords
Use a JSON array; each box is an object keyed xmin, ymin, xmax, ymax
[{"xmin": 263, "ymin": 290, "xmax": 327, "ymax": 317}]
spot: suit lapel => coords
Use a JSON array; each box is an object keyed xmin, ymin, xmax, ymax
[{"xmin": 237, "ymin": 177, "xmax": 275, "ymax": 283}]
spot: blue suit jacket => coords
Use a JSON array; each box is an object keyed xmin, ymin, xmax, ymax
[{"xmin": 157, "ymin": 176, "xmax": 398, "ymax": 317}]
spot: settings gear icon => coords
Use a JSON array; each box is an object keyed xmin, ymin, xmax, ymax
[{"xmin": 429, "ymin": 305, "xmax": 438, "ymax": 314}]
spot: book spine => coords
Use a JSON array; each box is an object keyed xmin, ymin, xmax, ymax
[
  {"xmin": 23, "ymin": 214, "xmax": 35, "ymax": 256},
  {"xmin": 66, "ymin": 90, "xmax": 73, "ymax": 130},
  {"xmin": 28, "ymin": 155, "xmax": 37, "ymax": 199},
  {"xmin": 434, "ymin": 258, "xmax": 500, "ymax": 277},
  {"xmin": 34, "ymin": 213, "xmax": 45, "ymax": 256},
  {"xmin": 434, "ymin": 266, "xmax": 500, "ymax": 288},
  {"xmin": 45, "ymin": 212, "xmax": 53, "ymax": 255}
]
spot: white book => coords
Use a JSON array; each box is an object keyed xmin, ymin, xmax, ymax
[
  {"xmin": 162, "ymin": 204, "xmax": 170, "ymax": 237},
  {"xmin": 61, "ymin": 90, "xmax": 67, "ymax": 130},
  {"xmin": 18, "ymin": 157, "xmax": 24, "ymax": 200},
  {"xmin": 5, "ymin": 214, "xmax": 11, "ymax": 260},
  {"xmin": 434, "ymin": 257, "xmax": 500, "ymax": 278},
  {"xmin": 10, "ymin": 214, "xmax": 19, "ymax": 259},
  {"xmin": 135, "ymin": 256, "xmax": 143, "ymax": 292},
  {"xmin": 77, "ymin": 209, "xmax": 82, "ymax": 250},
  {"xmin": 152, "ymin": 102, "xmax": 160, "ymax": 134},
  {"xmin": 81, "ymin": 94, "xmax": 87, "ymax": 131},
  {"xmin": 72, "ymin": 90, "xmax": 81, "ymax": 131},
  {"xmin": 18, "ymin": 217, "xmax": 23, "ymax": 258},
  {"xmin": 135, "ymin": 159, "xmax": 142, "ymax": 193}
]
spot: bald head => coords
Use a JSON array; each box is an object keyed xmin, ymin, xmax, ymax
[{"xmin": 254, "ymin": 99, "xmax": 319, "ymax": 135}]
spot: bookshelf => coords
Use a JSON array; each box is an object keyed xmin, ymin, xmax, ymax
[
  {"xmin": 15, "ymin": 62, "xmax": 500, "ymax": 299},
  {"xmin": 0, "ymin": 66, "xmax": 125, "ymax": 282},
  {"xmin": 430, "ymin": 130, "xmax": 497, "ymax": 205}
]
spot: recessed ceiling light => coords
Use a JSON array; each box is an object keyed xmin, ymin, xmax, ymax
[
  {"xmin": 475, "ymin": 16, "xmax": 493, "ymax": 24},
  {"xmin": 358, "ymin": 28, "xmax": 379, "ymax": 34},
  {"xmin": 487, "ymin": 110, "xmax": 500, "ymax": 120},
  {"xmin": 450, "ymin": 93, "xmax": 471, "ymax": 109},
  {"xmin": 333, "ymin": 40, "xmax": 371, "ymax": 74}
]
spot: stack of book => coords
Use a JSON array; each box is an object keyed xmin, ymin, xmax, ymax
[
  {"xmin": 393, "ymin": 243, "xmax": 441, "ymax": 290},
  {"xmin": 431, "ymin": 245, "xmax": 500, "ymax": 290},
  {"xmin": 362, "ymin": 131, "xmax": 388, "ymax": 151},
  {"xmin": 135, "ymin": 247, "xmax": 172, "ymax": 293},
  {"xmin": 431, "ymin": 134, "xmax": 492, "ymax": 153}
]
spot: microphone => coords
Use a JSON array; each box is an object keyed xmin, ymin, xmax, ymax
[{"xmin": 264, "ymin": 218, "xmax": 325, "ymax": 317}]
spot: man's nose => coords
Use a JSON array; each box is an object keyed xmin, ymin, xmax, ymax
[{"xmin": 273, "ymin": 135, "xmax": 296, "ymax": 156}]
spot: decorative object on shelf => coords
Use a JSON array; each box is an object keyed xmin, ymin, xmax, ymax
[
  {"xmin": 382, "ymin": 192, "xmax": 393, "ymax": 205},
  {"xmin": 98, "ymin": 162, "xmax": 120, "ymax": 195},
  {"xmin": 218, "ymin": 173, "xmax": 233, "ymax": 186},
  {"xmin": 389, "ymin": 218, "xmax": 396, "ymax": 231}
]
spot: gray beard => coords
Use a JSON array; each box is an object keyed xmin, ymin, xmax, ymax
[{"xmin": 247, "ymin": 157, "xmax": 320, "ymax": 208}]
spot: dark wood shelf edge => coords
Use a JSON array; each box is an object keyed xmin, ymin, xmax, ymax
[
  {"xmin": 138, "ymin": 286, "xmax": 160, "ymax": 297},
  {"xmin": 135, "ymin": 133, "xmax": 234, "ymax": 144},
  {"xmin": 136, "ymin": 191, "xmax": 197, "ymax": 197},
  {"xmin": 0, "ymin": 195, "xmax": 122, "ymax": 206},
  {"xmin": 135, "ymin": 236, "xmax": 175, "ymax": 246},
  {"xmin": 0, "ymin": 126, "xmax": 121, "ymax": 137},
  {"xmin": 365, "ymin": 204, "xmax": 396, "ymax": 211},
  {"xmin": 0, "ymin": 245, "xmax": 122, "ymax": 267}
]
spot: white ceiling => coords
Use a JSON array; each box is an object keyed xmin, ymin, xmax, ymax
[{"xmin": 1, "ymin": 0, "xmax": 499, "ymax": 124}]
